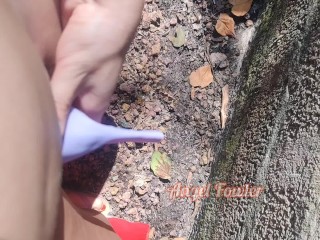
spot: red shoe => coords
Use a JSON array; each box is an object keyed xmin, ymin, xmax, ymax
[{"xmin": 108, "ymin": 218, "xmax": 150, "ymax": 240}]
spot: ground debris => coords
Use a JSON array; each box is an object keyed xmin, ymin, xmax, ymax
[{"xmin": 62, "ymin": 0, "xmax": 256, "ymax": 238}]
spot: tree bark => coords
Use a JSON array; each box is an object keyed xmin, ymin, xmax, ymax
[{"xmin": 190, "ymin": 0, "xmax": 320, "ymax": 239}]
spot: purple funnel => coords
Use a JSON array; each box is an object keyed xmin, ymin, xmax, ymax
[{"xmin": 62, "ymin": 108, "xmax": 164, "ymax": 163}]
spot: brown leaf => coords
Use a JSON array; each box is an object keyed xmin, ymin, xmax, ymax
[
  {"xmin": 229, "ymin": 0, "xmax": 249, "ymax": 5},
  {"xmin": 230, "ymin": 0, "xmax": 253, "ymax": 16},
  {"xmin": 189, "ymin": 65, "xmax": 214, "ymax": 88},
  {"xmin": 221, "ymin": 85, "xmax": 229, "ymax": 129},
  {"xmin": 215, "ymin": 13, "xmax": 235, "ymax": 37},
  {"xmin": 156, "ymin": 162, "xmax": 171, "ymax": 179}
]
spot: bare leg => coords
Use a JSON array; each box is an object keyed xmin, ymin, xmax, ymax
[
  {"xmin": 0, "ymin": 1, "xmax": 61, "ymax": 239},
  {"xmin": 0, "ymin": 2, "xmax": 119, "ymax": 240}
]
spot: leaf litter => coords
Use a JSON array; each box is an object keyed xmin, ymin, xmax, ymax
[
  {"xmin": 189, "ymin": 65, "xmax": 214, "ymax": 88},
  {"xmin": 169, "ymin": 26, "xmax": 186, "ymax": 48},
  {"xmin": 221, "ymin": 85, "xmax": 230, "ymax": 129},
  {"xmin": 150, "ymin": 151, "xmax": 172, "ymax": 180},
  {"xmin": 65, "ymin": 0, "xmax": 259, "ymax": 239},
  {"xmin": 229, "ymin": 0, "xmax": 253, "ymax": 17},
  {"xmin": 215, "ymin": 13, "xmax": 236, "ymax": 37}
]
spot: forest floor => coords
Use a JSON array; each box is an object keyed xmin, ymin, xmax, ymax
[{"xmin": 63, "ymin": 0, "xmax": 260, "ymax": 239}]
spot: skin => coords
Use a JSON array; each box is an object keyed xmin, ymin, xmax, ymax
[
  {"xmin": 0, "ymin": 2, "xmax": 61, "ymax": 239},
  {"xmin": 9, "ymin": 0, "xmax": 145, "ymax": 130},
  {"xmin": 8, "ymin": 0, "xmax": 62, "ymax": 73},
  {"xmin": 0, "ymin": 0, "xmax": 144, "ymax": 239},
  {"xmin": 52, "ymin": 0, "xmax": 145, "ymax": 131}
]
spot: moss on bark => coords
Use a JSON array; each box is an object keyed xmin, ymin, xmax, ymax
[{"xmin": 190, "ymin": 0, "xmax": 320, "ymax": 239}]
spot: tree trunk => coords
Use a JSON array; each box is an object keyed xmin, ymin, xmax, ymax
[{"xmin": 190, "ymin": 0, "xmax": 320, "ymax": 239}]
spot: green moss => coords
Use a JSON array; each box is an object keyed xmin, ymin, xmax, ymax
[
  {"xmin": 225, "ymin": 128, "xmax": 243, "ymax": 159},
  {"xmin": 258, "ymin": 1, "xmax": 275, "ymax": 35},
  {"xmin": 209, "ymin": 124, "xmax": 246, "ymax": 182},
  {"xmin": 233, "ymin": 0, "xmax": 286, "ymax": 111},
  {"xmin": 210, "ymin": 0, "xmax": 287, "ymax": 188}
]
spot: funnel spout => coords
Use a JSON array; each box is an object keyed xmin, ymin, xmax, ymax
[{"xmin": 62, "ymin": 108, "xmax": 164, "ymax": 163}]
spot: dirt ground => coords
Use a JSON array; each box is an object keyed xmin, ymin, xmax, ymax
[{"xmin": 63, "ymin": 0, "xmax": 260, "ymax": 239}]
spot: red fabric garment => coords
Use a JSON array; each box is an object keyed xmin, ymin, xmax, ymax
[{"xmin": 108, "ymin": 218, "xmax": 150, "ymax": 240}]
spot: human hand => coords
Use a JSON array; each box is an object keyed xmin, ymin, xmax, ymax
[{"xmin": 51, "ymin": 0, "xmax": 145, "ymax": 133}]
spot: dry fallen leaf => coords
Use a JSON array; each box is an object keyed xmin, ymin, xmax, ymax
[
  {"xmin": 230, "ymin": 0, "xmax": 253, "ymax": 16},
  {"xmin": 215, "ymin": 13, "xmax": 235, "ymax": 37},
  {"xmin": 221, "ymin": 85, "xmax": 229, "ymax": 129},
  {"xmin": 150, "ymin": 151, "xmax": 172, "ymax": 180},
  {"xmin": 229, "ymin": 0, "xmax": 249, "ymax": 5},
  {"xmin": 189, "ymin": 65, "xmax": 214, "ymax": 88},
  {"xmin": 169, "ymin": 26, "xmax": 186, "ymax": 48}
]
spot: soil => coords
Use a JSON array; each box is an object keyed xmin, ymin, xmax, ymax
[{"xmin": 62, "ymin": 0, "xmax": 261, "ymax": 239}]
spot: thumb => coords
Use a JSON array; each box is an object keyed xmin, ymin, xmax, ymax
[{"xmin": 51, "ymin": 61, "xmax": 84, "ymax": 135}]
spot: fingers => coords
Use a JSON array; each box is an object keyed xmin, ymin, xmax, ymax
[
  {"xmin": 74, "ymin": 59, "xmax": 124, "ymax": 122},
  {"xmin": 53, "ymin": 0, "xmax": 144, "ymax": 134},
  {"xmin": 51, "ymin": 60, "xmax": 85, "ymax": 134}
]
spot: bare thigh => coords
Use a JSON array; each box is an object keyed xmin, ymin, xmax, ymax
[
  {"xmin": 0, "ymin": 2, "xmax": 119, "ymax": 240},
  {"xmin": 0, "ymin": 1, "xmax": 61, "ymax": 239}
]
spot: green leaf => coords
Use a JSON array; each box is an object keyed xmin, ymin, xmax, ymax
[
  {"xmin": 150, "ymin": 151, "xmax": 172, "ymax": 180},
  {"xmin": 169, "ymin": 26, "xmax": 186, "ymax": 48}
]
